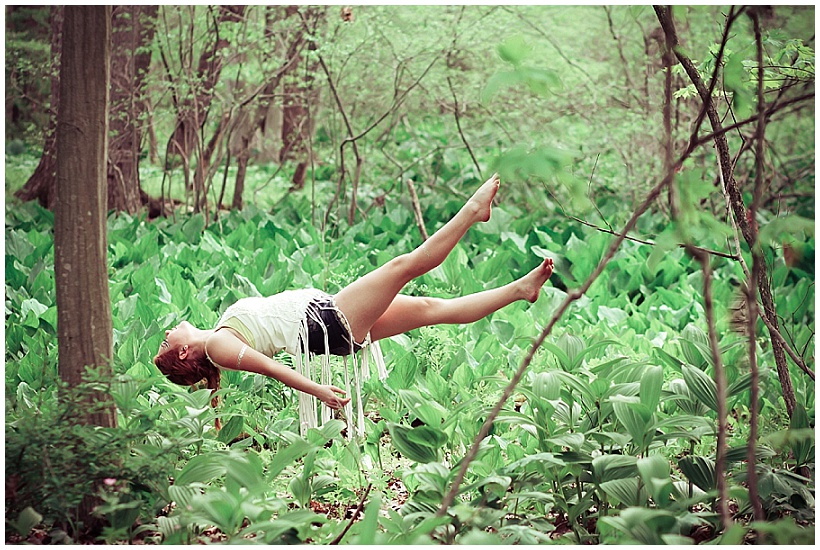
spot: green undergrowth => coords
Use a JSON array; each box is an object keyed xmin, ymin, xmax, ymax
[{"xmin": 5, "ymin": 187, "xmax": 815, "ymax": 543}]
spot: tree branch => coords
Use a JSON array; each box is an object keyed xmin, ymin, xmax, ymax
[
  {"xmin": 654, "ymin": 5, "xmax": 797, "ymax": 418},
  {"xmin": 406, "ymin": 179, "xmax": 429, "ymax": 241},
  {"xmin": 447, "ymin": 76, "xmax": 481, "ymax": 178},
  {"xmin": 559, "ymin": 211, "xmax": 739, "ymax": 260},
  {"xmin": 329, "ymin": 483, "xmax": 372, "ymax": 545}
]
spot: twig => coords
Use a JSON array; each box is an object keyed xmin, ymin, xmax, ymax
[
  {"xmin": 586, "ymin": 154, "xmax": 613, "ymax": 232},
  {"xmin": 690, "ymin": 248, "xmax": 733, "ymax": 532},
  {"xmin": 561, "ymin": 212, "xmax": 739, "ymax": 260},
  {"xmin": 655, "ymin": 4, "xmax": 797, "ymax": 419},
  {"xmin": 691, "ymin": 92, "xmax": 814, "ymax": 153},
  {"xmin": 437, "ymin": 161, "xmax": 671, "ymax": 518},
  {"xmin": 758, "ymin": 308, "xmax": 816, "ymax": 380},
  {"xmin": 447, "ymin": 76, "xmax": 481, "ymax": 179},
  {"xmin": 329, "ymin": 483, "xmax": 372, "ymax": 545},
  {"xmin": 745, "ymin": 10, "xmax": 768, "ymax": 524},
  {"xmin": 406, "ymin": 180, "xmax": 429, "ymax": 241}
]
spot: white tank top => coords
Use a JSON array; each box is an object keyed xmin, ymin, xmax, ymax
[{"xmin": 215, "ymin": 288, "xmax": 327, "ymax": 357}]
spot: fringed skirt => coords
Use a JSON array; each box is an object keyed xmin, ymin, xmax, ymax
[{"xmin": 294, "ymin": 293, "xmax": 387, "ymax": 439}]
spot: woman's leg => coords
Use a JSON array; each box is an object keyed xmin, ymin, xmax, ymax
[
  {"xmin": 334, "ymin": 174, "xmax": 500, "ymax": 342},
  {"xmin": 369, "ymin": 258, "xmax": 554, "ymax": 341}
]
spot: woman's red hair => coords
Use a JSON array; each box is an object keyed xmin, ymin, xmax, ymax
[{"xmin": 154, "ymin": 348, "xmax": 222, "ymax": 430}]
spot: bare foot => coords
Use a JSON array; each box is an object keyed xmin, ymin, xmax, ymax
[
  {"xmin": 467, "ymin": 173, "xmax": 500, "ymax": 222},
  {"xmin": 519, "ymin": 258, "xmax": 554, "ymax": 303}
]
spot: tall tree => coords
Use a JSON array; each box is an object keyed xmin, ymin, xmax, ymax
[
  {"xmin": 14, "ymin": 5, "xmax": 62, "ymax": 208},
  {"xmin": 15, "ymin": 6, "xmax": 160, "ymax": 214},
  {"xmin": 230, "ymin": 6, "xmax": 312, "ymax": 209},
  {"xmin": 279, "ymin": 6, "xmax": 325, "ymax": 190},
  {"xmin": 107, "ymin": 5, "xmax": 159, "ymax": 213},
  {"xmin": 164, "ymin": 5, "xmax": 245, "ymax": 212},
  {"xmin": 54, "ymin": 6, "xmax": 115, "ymax": 428}
]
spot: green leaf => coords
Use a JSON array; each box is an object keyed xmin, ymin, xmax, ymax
[
  {"xmin": 267, "ymin": 439, "xmax": 314, "ymax": 482},
  {"xmin": 399, "ymin": 389, "xmax": 444, "ymax": 426},
  {"xmin": 497, "ymin": 35, "xmax": 531, "ymax": 65},
  {"xmin": 11, "ymin": 507, "xmax": 42, "ymax": 536},
  {"xmin": 758, "ymin": 215, "xmax": 814, "ymax": 248},
  {"xmin": 788, "ymin": 404, "xmax": 814, "ymax": 466},
  {"xmin": 680, "ymin": 324, "xmax": 709, "ymax": 367},
  {"xmin": 639, "ymin": 365, "xmax": 663, "ymax": 411},
  {"xmin": 532, "ymin": 371, "xmax": 562, "ymax": 401},
  {"xmin": 611, "ymin": 398, "xmax": 653, "ymax": 448},
  {"xmin": 678, "ymin": 455, "xmax": 716, "ymax": 492},
  {"xmin": 723, "ymin": 54, "xmax": 754, "ymax": 119},
  {"xmin": 388, "ymin": 423, "xmax": 439, "ymax": 463},
  {"xmin": 405, "ymin": 425, "xmax": 448, "ymax": 449},
  {"xmin": 646, "ymin": 226, "xmax": 680, "ymax": 273},
  {"xmin": 355, "ymin": 495, "xmax": 382, "ymax": 544},
  {"xmin": 217, "ymin": 416, "xmax": 244, "ymax": 445},
  {"xmin": 592, "ymin": 454, "xmax": 639, "ymax": 483},
  {"xmin": 682, "ymin": 364, "xmax": 718, "ymax": 412},
  {"xmin": 176, "ymin": 452, "xmax": 228, "ymax": 485},
  {"xmin": 637, "ymin": 455, "xmax": 674, "ymax": 506},
  {"xmin": 599, "ymin": 478, "xmax": 641, "ymax": 506}
]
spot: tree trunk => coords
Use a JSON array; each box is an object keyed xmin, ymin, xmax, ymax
[
  {"xmin": 54, "ymin": 5, "xmax": 115, "ymax": 426},
  {"xmin": 654, "ymin": 6, "xmax": 797, "ymax": 418},
  {"xmin": 168, "ymin": 5, "xmax": 245, "ymax": 212},
  {"xmin": 14, "ymin": 5, "xmax": 63, "ymax": 208},
  {"xmin": 232, "ymin": 133, "xmax": 250, "ymax": 210},
  {"xmin": 279, "ymin": 6, "xmax": 324, "ymax": 190},
  {"xmin": 107, "ymin": 5, "xmax": 158, "ymax": 213},
  {"xmin": 230, "ymin": 5, "xmax": 312, "ymax": 208}
]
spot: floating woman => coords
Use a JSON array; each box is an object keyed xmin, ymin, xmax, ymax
[{"xmin": 154, "ymin": 174, "xmax": 554, "ymax": 435}]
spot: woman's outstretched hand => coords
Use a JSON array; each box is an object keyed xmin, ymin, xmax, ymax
[{"xmin": 316, "ymin": 385, "xmax": 351, "ymax": 409}]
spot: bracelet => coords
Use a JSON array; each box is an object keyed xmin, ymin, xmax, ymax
[{"xmin": 236, "ymin": 344, "xmax": 248, "ymax": 370}]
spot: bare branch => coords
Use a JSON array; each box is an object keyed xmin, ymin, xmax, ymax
[
  {"xmin": 329, "ymin": 483, "xmax": 373, "ymax": 545},
  {"xmin": 447, "ymin": 76, "xmax": 481, "ymax": 178},
  {"xmin": 406, "ymin": 179, "xmax": 429, "ymax": 241}
]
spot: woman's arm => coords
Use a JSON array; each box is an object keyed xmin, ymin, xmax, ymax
[{"xmin": 205, "ymin": 330, "xmax": 350, "ymax": 409}]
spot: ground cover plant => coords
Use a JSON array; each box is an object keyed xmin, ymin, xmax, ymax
[{"xmin": 5, "ymin": 4, "xmax": 815, "ymax": 545}]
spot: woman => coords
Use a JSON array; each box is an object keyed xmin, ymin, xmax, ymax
[{"xmin": 154, "ymin": 175, "xmax": 554, "ymax": 435}]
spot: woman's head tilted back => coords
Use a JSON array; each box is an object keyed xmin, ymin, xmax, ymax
[{"xmin": 154, "ymin": 321, "xmax": 222, "ymax": 429}]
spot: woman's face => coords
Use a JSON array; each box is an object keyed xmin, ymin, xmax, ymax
[{"xmin": 158, "ymin": 320, "xmax": 195, "ymax": 354}]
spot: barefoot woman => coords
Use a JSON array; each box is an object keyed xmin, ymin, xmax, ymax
[{"xmin": 154, "ymin": 175, "xmax": 554, "ymax": 434}]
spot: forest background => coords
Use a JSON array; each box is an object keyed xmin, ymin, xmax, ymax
[{"xmin": 4, "ymin": 4, "xmax": 815, "ymax": 545}]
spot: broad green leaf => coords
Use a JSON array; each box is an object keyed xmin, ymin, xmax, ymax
[
  {"xmin": 532, "ymin": 371, "xmax": 562, "ymax": 401},
  {"xmin": 789, "ymin": 404, "xmax": 814, "ymax": 466},
  {"xmin": 497, "ymin": 35, "xmax": 531, "ymax": 65},
  {"xmin": 175, "ymin": 452, "xmax": 228, "ymax": 485},
  {"xmin": 599, "ymin": 478, "xmax": 641, "ymax": 507},
  {"xmin": 723, "ymin": 54, "xmax": 754, "ymax": 119},
  {"xmin": 10, "ymin": 507, "xmax": 42, "ymax": 536},
  {"xmin": 546, "ymin": 432, "xmax": 584, "ymax": 451},
  {"xmin": 637, "ymin": 455, "xmax": 674, "ymax": 506},
  {"xmin": 267, "ymin": 439, "xmax": 314, "ymax": 482},
  {"xmin": 758, "ymin": 214, "xmax": 814, "ymax": 248},
  {"xmin": 168, "ymin": 484, "xmax": 200, "ymax": 509},
  {"xmin": 646, "ymin": 226, "xmax": 680, "ymax": 273},
  {"xmin": 682, "ymin": 364, "xmax": 718, "ymax": 412},
  {"xmin": 405, "ymin": 425, "xmax": 448, "ymax": 449},
  {"xmin": 678, "ymin": 455, "xmax": 716, "ymax": 492},
  {"xmin": 680, "ymin": 324, "xmax": 709, "ymax": 367},
  {"xmin": 388, "ymin": 423, "xmax": 439, "ymax": 463},
  {"xmin": 639, "ymin": 365, "xmax": 663, "ymax": 411},
  {"xmin": 355, "ymin": 495, "xmax": 382, "ymax": 545},
  {"xmin": 399, "ymin": 389, "xmax": 445, "ymax": 427},
  {"xmin": 592, "ymin": 454, "xmax": 638, "ymax": 483},
  {"xmin": 611, "ymin": 398, "xmax": 653, "ymax": 448}
]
